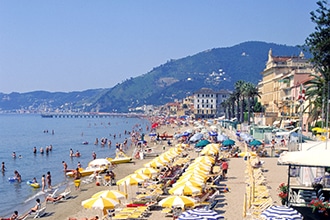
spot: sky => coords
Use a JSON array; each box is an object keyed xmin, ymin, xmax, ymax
[{"xmin": 0, "ymin": 0, "xmax": 318, "ymax": 93}]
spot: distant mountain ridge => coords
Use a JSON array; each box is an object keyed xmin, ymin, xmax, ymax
[{"xmin": 0, "ymin": 41, "xmax": 308, "ymax": 113}]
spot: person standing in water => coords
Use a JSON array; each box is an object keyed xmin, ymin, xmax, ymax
[
  {"xmin": 1, "ymin": 162, "xmax": 5, "ymax": 172},
  {"xmin": 46, "ymin": 171, "xmax": 51, "ymax": 189},
  {"xmin": 41, "ymin": 174, "xmax": 46, "ymax": 192}
]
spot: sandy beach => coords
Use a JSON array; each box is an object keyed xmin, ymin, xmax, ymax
[{"xmin": 22, "ymin": 120, "xmax": 288, "ymax": 220}]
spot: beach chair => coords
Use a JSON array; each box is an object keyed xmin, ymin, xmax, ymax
[
  {"xmin": 59, "ymin": 187, "xmax": 72, "ymax": 200},
  {"xmin": 47, "ymin": 188, "xmax": 59, "ymax": 199},
  {"xmin": 82, "ymin": 173, "xmax": 96, "ymax": 184},
  {"xmin": 33, "ymin": 206, "xmax": 46, "ymax": 218}
]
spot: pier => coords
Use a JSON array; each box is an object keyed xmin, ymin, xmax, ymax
[{"xmin": 41, "ymin": 112, "xmax": 145, "ymax": 118}]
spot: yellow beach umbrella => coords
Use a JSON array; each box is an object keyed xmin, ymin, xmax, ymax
[
  {"xmin": 116, "ymin": 174, "xmax": 144, "ymax": 186},
  {"xmin": 157, "ymin": 155, "xmax": 172, "ymax": 163},
  {"xmin": 186, "ymin": 164, "xmax": 211, "ymax": 172},
  {"xmin": 184, "ymin": 168, "xmax": 209, "ymax": 176},
  {"xmin": 132, "ymin": 173, "xmax": 150, "ymax": 180},
  {"xmin": 82, "ymin": 196, "xmax": 119, "ymax": 209},
  {"xmin": 159, "ymin": 195, "xmax": 196, "ymax": 208},
  {"xmin": 169, "ymin": 184, "xmax": 202, "ymax": 196},
  {"xmin": 194, "ymin": 156, "xmax": 215, "ymax": 164},
  {"xmin": 150, "ymin": 159, "xmax": 167, "ymax": 168},
  {"xmin": 134, "ymin": 167, "xmax": 159, "ymax": 176},
  {"xmin": 238, "ymin": 152, "xmax": 257, "ymax": 157},
  {"xmin": 92, "ymin": 190, "xmax": 127, "ymax": 200},
  {"xmin": 173, "ymin": 180, "xmax": 205, "ymax": 188}
]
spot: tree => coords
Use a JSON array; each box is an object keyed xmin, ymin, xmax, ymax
[
  {"xmin": 305, "ymin": 1, "xmax": 330, "ymax": 124},
  {"xmin": 244, "ymin": 82, "xmax": 260, "ymax": 125},
  {"xmin": 234, "ymin": 80, "xmax": 245, "ymax": 122}
]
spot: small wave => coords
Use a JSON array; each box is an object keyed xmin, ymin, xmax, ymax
[{"xmin": 24, "ymin": 190, "xmax": 46, "ymax": 203}]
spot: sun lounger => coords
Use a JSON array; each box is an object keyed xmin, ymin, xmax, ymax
[{"xmin": 33, "ymin": 206, "xmax": 46, "ymax": 219}]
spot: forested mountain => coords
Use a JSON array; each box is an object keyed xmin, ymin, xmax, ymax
[{"xmin": 0, "ymin": 41, "xmax": 308, "ymax": 113}]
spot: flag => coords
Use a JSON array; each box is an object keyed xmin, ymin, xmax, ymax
[{"xmin": 297, "ymin": 84, "xmax": 306, "ymax": 103}]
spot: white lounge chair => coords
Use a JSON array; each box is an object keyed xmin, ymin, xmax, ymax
[{"xmin": 33, "ymin": 206, "xmax": 46, "ymax": 218}]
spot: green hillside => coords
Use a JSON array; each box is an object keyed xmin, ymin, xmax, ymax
[
  {"xmin": 0, "ymin": 41, "xmax": 308, "ymax": 113},
  {"xmin": 86, "ymin": 41, "xmax": 307, "ymax": 112}
]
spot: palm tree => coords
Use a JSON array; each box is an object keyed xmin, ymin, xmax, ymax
[
  {"xmin": 235, "ymin": 80, "xmax": 246, "ymax": 122},
  {"xmin": 305, "ymin": 72, "xmax": 327, "ymax": 124},
  {"xmin": 244, "ymin": 82, "xmax": 260, "ymax": 125}
]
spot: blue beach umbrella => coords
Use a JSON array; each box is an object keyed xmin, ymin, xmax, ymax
[
  {"xmin": 182, "ymin": 131, "xmax": 191, "ymax": 137},
  {"xmin": 260, "ymin": 205, "xmax": 303, "ymax": 220},
  {"xmin": 182, "ymin": 209, "xmax": 225, "ymax": 220},
  {"xmin": 189, "ymin": 133, "xmax": 203, "ymax": 142},
  {"xmin": 178, "ymin": 215, "xmax": 205, "ymax": 220},
  {"xmin": 208, "ymin": 131, "xmax": 218, "ymax": 137}
]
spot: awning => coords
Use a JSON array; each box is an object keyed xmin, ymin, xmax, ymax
[{"xmin": 278, "ymin": 150, "xmax": 330, "ymax": 167}]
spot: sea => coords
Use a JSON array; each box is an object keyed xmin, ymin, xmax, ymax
[{"xmin": 0, "ymin": 114, "xmax": 149, "ymax": 217}]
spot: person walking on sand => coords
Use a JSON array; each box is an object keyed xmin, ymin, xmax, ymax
[
  {"xmin": 41, "ymin": 174, "xmax": 46, "ymax": 191},
  {"xmin": 46, "ymin": 171, "xmax": 52, "ymax": 189},
  {"xmin": 221, "ymin": 159, "xmax": 228, "ymax": 179}
]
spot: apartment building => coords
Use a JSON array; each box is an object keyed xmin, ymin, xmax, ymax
[
  {"xmin": 258, "ymin": 49, "xmax": 314, "ymax": 126},
  {"xmin": 193, "ymin": 88, "xmax": 231, "ymax": 119}
]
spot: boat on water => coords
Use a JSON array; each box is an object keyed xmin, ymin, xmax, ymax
[
  {"xmin": 66, "ymin": 158, "xmax": 110, "ymax": 177},
  {"xmin": 107, "ymin": 152, "xmax": 132, "ymax": 164}
]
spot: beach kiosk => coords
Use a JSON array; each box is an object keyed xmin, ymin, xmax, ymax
[{"xmin": 278, "ymin": 149, "xmax": 330, "ymax": 219}]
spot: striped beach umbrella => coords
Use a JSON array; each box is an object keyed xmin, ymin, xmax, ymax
[
  {"xmin": 181, "ymin": 208, "xmax": 225, "ymax": 219},
  {"xmin": 159, "ymin": 195, "xmax": 196, "ymax": 208},
  {"xmin": 260, "ymin": 206, "xmax": 303, "ymax": 220},
  {"xmin": 178, "ymin": 215, "xmax": 205, "ymax": 220},
  {"xmin": 82, "ymin": 196, "xmax": 119, "ymax": 210},
  {"xmin": 116, "ymin": 174, "xmax": 144, "ymax": 185},
  {"xmin": 134, "ymin": 167, "xmax": 159, "ymax": 176},
  {"xmin": 92, "ymin": 190, "xmax": 127, "ymax": 200},
  {"xmin": 169, "ymin": 184, "xmax": 202, "ymax": 196}
]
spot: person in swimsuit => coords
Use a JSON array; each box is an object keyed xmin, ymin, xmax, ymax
[
  {"xmin": 0, "ymin": 210, "xmax": 29, "ymax": 220},
  {"xmin": 28, "ymin": 198, "xmax": 41, "ymax": 214},
  {"xmin": 41, "ymin": 174, "xmax": 46, "ymax": 192},
  {"xmin": 1, "ymin": 162, "xmax": 5, "ymax": 172},
  {"xmin": 46, "ymin": 171, "xmax": 51, "ymax": 189},
  {"xmin": 62, "ymin": 161, "xmax": 68, "ymax": 172}
]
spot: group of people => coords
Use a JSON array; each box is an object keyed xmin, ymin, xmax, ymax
[
  {"xmin": 69, "ymin": 149, "xmax": 81, "ymax": 157},
  {"xmin": 33, "ymin": 145, "xmax": 53, "ymax": 155}
]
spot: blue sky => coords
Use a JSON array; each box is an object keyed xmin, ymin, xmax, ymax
[{"xmin": 0, "ymin": 0, "xmax": 318, "ymax": 93}]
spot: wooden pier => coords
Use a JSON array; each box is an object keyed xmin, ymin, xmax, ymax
[{"xmin": 41, "ymin": 112, "xmax": 145, "ymax": 118}]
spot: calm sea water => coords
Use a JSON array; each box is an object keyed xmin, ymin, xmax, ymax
[{"xmin": 0, "ymin": 114, "xmax": 149, "ymax": 217}]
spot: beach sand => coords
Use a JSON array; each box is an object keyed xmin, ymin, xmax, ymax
[{"xmin": 29, "ymin": 122, "xmax": 287, "ymax": 220}]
